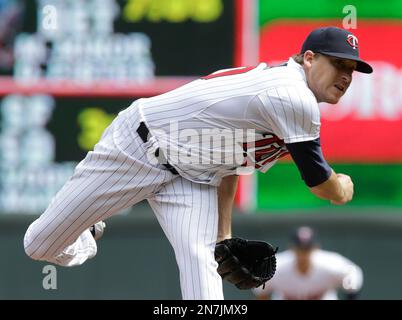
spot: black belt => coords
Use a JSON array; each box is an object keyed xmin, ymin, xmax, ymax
[{"xmin": 136, "ymin": 122, "xmax": 178, "ymax": 175}]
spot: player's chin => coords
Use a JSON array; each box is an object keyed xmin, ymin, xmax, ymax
[
  {"xmin": 325, "ymin": 97, "xmax": 340, "ymax": 104},
  {"xmin": 324, "ymin": 91, "xmax": 343, "ymax": 104}
]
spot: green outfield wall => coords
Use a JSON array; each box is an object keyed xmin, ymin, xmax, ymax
[
  {"xmin": 257, "ymin": 163, "xmax": 402, "ymax": 209},
  {"xmin": 2, "ymin": 206, "xmax": 402, "ymax": 299}
]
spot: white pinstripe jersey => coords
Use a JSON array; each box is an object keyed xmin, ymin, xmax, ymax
[
  {"xmin": 137, "ymin": 58, "xmax": 320, "ymax": 186},
  {"xmin": 253, "ymin": 249, "xmax": 364, "ymax": 300}
]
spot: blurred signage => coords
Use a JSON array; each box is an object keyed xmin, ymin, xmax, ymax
[
  {"xmin": 0, "ymin": 94, "xmax": 130, "ymax": 213},
  {"xmin": 0, "ymin": 0, "xmax": 238, "ymax": 213},
  {"xmin": 259, "ymin": 22, "xmax": 402, "ymax": 162},
  {"xmin": 0, "ymin": 0, "xmax": 234, "ymax": 80}
]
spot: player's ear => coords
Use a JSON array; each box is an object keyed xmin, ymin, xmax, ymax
[{"xmin": 303, "ymin": 50, "xmax": 315, "ymax": 69}]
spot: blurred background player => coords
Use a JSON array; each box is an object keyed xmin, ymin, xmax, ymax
[{"xmin": 253, "ymin": 226, "xmax": 363, "ymax": 300}]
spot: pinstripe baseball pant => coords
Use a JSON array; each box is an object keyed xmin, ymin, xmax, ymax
[{"xmin": 23, "ymin": 105, "xmax": 223, "ymax": 299}]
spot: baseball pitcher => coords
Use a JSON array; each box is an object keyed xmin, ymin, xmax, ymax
[{"xmin": 24, "ymin": 27, "xmax": 372, "ymax": 299}]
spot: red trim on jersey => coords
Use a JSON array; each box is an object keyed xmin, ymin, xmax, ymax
[{"xmin": 201, "ymin": 66, "xmax": 256, "ymax": 80}]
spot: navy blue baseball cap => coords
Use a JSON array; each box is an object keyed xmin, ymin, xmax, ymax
[
  {"xmin": 290, "ymin": 226, "xmax": 318, "ymax": 249},
  {"xmin": 301, "ymin": 26, "xmax": 373, "ymax": 74}
]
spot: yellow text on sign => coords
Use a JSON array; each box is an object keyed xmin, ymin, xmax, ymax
[
  {"xmin": 123, "ymin": 0, "xmax": 223, "ymax": 23},
  {"xmin": 78, "ymin": 108, "xmax": 116, "ymax": 151}
]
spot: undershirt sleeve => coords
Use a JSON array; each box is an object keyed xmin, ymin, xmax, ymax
[{"xmin": 286, "ymin": 138, "xmax": 332, "ymax": 187}]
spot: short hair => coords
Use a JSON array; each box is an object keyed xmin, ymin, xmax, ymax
[
  {"xmin": 292, "ymin": 53, "xmax": 304, "ymax": 65},
  {"xmin": 292, "ymin": 52, "xmax": 321, "ymax": 66}
]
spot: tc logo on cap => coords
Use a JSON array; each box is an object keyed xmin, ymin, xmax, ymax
[{"xmin": 346, "ymin": 34, "xmax": 359, "ymax": 49}]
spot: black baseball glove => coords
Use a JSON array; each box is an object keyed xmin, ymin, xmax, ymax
[{"xmin": 214, "ymin": 237, "xmax": 277, "ymax": 290}]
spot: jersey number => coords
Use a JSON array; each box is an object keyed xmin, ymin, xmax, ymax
[{"xmin": 242, "ymin": 134, "xmax": 289, "ymax": 169}]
